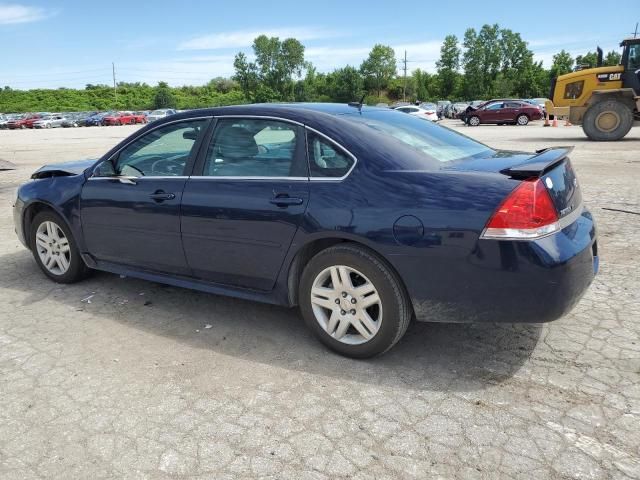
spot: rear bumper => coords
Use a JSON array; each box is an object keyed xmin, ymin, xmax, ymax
[{"xmin": 396, "ymin": 209, "xmax": 598, "ymax": 323}]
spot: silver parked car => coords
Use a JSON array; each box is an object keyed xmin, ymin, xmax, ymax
[
  {"xmin": 146, "ymin": 108, "xmax": 176, "ymax": 122},
  {"xmin": 33, "ymin": 114, "xmax": 66, "ymax": 129}
]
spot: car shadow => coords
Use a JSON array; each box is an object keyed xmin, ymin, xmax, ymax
[{"xmin": 1, "ymin": 250, "xmax": 542, "ymax": 393}]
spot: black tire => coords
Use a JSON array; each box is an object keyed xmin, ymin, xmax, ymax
[
  {"xmin": 299, "ymin": 244, "xmax": 412, "ymax": 358},
  {"xmin": 30, "ymin": 210, "xmax": 90, "ymax": 284},
  {"xmin": 468, "ymin": 115, "xmax": 480, "ymax": 126},
  {"xmin": 582, "ymin": 99, "xmax": 634, "ymax": 141},
  {"xmin": 516, "ymin": 114, "xmax": 529, "ymax": 126}
]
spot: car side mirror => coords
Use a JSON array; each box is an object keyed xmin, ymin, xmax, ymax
[
  {"xmin": 183, "ymin": 129, "xmax": 198, "ymax": 140},
  {"xmin": 93, "ymin": 160, "xmax": 116, "ymax": 177}
]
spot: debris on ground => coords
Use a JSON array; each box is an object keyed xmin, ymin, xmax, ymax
[{"xmin": 80, "ymin": 293, "xmax": 95, "ymax": 303}]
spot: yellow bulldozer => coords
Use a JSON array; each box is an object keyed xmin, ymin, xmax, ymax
[{"xmin": 545, "ymin": 37, "xmax": 640, "ymax": 141}]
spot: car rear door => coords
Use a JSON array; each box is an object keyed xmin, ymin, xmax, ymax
[
  {"xmin": 80, "ymin": 118, "xmax": 210, "ymax": 275},
  {"xmin": 503, "ymin": 102, "xmax": 522, "ymax": 122},
  {"xmin": 180, "ymin": 116, "xmax": 309, "ymax": 291}
]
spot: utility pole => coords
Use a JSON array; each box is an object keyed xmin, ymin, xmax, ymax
[
  {"xmin": 633, "ymin": 22, "xmax": 639, "ymax": 38},
  {"xmin": 402, "ymin": 50, "xmax": 408, "ymax": 102},
  {"xmin": 112, "ymin": 62, "xmax": 117, "ymax": 107}
]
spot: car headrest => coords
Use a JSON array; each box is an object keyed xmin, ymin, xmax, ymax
[{"xmin": 217, "ymin": 126, "xmax": 258, "ymax": 159}]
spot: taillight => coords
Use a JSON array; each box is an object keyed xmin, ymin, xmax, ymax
[
  {"xmin": 481, "ymin": 178, "xmax": 559, "ymax": 240},
  {"xmin": 426, "ymin": 111, "xmax": 435, "ymax": 115}
]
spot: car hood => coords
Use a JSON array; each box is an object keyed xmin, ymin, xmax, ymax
[{"xmin": 31, "ymin": 159, "xmax": 97, "ymax": 179}]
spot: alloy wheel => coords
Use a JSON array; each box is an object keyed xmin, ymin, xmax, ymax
[
  {"xmin": 469, "ymin": 116, "xmax": 480, "ymax": 126},
  {"xmin": 35, "ymin": 221, "xmax": 71, "ymax": 275},
  {"xmin": 310, "ymin": 265, "xmax": 382, "ymax": 345}
]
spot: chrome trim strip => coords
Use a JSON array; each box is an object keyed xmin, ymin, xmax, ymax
[
  {"xmin": 188, "ymin": 176, "xmax": 309, "ymax": 181},
  {"xmin": 480, "ymin": 204, "xmax": 585, "ymax": 241},
  {"xmin": 87, "ymin": 176, "xmax": 189, "ymax": 181},
  {"xmin": 304, "ymin": 126, "xmax": 358, "ymax": 182},
  {"xmin": 214, "ymin": 114, "xmax": 304, "ymax": 127}
]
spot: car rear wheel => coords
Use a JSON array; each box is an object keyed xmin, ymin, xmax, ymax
[
  {"xmin": 299, "ymin": 244, "xmax": 411, "ymax": 358},
  {"xmin": 516, "ymin": 114, "xmax": 529, "ymax": 126},
  {"xmin": 30, "ymin": 211, "xmax": 90, "ymax": 284},
  {"xmin": 468, "ymin": 115, "xmax": 480, "ymax": 126}
]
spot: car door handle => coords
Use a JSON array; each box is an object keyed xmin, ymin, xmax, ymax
[
  {"xmin": 269, "ymin": 195, "xmax": 304, "ymax": 207},
  {"xmin": 149, "ymin": 191, "xmax": 176, "ymax": 202}
]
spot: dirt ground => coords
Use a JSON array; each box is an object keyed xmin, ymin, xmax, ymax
[{"xmin": 0, "ymin": 120, "xmax": 639, "ymax": 479}]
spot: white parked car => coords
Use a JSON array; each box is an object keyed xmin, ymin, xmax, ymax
[
  {"xmin": 33, "ymin": 115, "xmax": 66, "ymax": 129},
  {"xmin": 146, "ymin": 109, "xmax": 176, "ymax": 122},
  {"xmin": 394, "ymin": 105, "xmax": 438, "ymax": 122}
]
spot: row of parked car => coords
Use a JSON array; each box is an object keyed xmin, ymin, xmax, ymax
[
  {"xmin": 0, "ymin": 109, "xmax": 178, "ymax": 130},
  {"xmin": 389, "ymin": 98, "xmax": 549, "ymax": 126}
]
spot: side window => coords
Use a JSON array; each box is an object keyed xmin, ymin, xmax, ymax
[
  {"xmin": 115, "ymin": 119, "xmax": 207, "ymax": 177},
  {"xmin": 203, "ymin": 118, "xmax": 302, "ymax": 177},
  {"xmin": 505, "ymin": 102, "xmax": 520, "ymax": 108},
  {"xmin": 307, "ymin": 131, "xmax": 355, "ymax": 178},
  {"xmin": 486, "ymin": 103, "xmax": 504, "ymax": 110},
  {"xmin": 628, "ymin": 44, "xmax": 640, "ymax": 70}
]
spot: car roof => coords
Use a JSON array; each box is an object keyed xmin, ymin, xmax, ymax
[{"xmin": 166, "ymin": 103, "xmax": 392, "ymax": 123}]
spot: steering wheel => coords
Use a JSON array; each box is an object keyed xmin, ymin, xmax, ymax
[
  {"xmin": 151, "ymin": 157, "xmax": 181, "ymax": 175},
  {"xmin": 257, "ymin": 144, "xmax": 270, "ymax": 154}
]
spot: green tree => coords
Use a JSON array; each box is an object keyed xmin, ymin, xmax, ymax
[
  {"xmin": 575, "ymin": 51, "xmax": 598, "ymax": 68},
  {"xmin": 330, "ymin": 66, "xmax": 364, "ymax": 102},
  {"xmin": 604, "ymin": 50, "xmax": 621, "ymax": 66},
  {"xmin": 436, "ymin": 35, "xmax": 460, "ymax": 99},
  {"xmin": 233, "ymin": 36, "xmax": 306, "ymax": 102},
  {"xmin": 461, "ymin": 28, "xmax": 484, "ymax": 99},
  {"xmin": 360, "ymin": 44, "xmax": 397, "ymax": 96},
  {"xmin": 233, "ymin": 52, "xmax": 259, "ymax": 100},
  {"xmin": 153, "ymin": 81, "xmax": 176, "ymax": 109},
  {"xmin": 550, "ymin": 50, "xmax": 574, "ymax": 78}
]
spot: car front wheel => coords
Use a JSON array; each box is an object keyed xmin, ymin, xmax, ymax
[
  {"xmin": 30, "ymin": 211, "xmax": 90, "ymax": 283},
  {"xmin": 299, "ymin": 244, "xmax": 411, "ymax": 358},
  {"xmin": 468, "ymin": 115, "xmax": 480, "ymax": 126}
]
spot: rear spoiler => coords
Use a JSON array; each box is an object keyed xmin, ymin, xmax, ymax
[{"xmin": 500, "ymin": 147, "xmax": 574, "ymax": 179}]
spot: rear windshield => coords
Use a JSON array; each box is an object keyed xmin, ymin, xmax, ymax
[{"xmin": 342, "ymin": 110, "xmax": 494, "ymax": 163}]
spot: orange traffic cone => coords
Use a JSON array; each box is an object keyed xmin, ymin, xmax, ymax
[{"xmin": 552, "ymin": 117, "xmax": 558, "ymax": 127}]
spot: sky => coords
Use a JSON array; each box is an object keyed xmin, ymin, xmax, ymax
[{"xmin": 0, "ymin": 0, "xmax": 637, "ymax": 90}]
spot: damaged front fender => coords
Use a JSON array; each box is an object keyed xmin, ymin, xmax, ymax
[{"xmin": 31, "ymin": 159, "xmax": 97, "ymax": 179}]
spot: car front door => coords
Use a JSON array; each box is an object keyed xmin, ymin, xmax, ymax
[
  {"xmin": 80, "ymin": 118, "xmax": 210, "ymax": 275},
  {"xmin": 180, "ymin": 116, "xmax": 309, "ymax": 291},
  {"xmin": 483, "ymin": 102, "xmax": 504, "ymax": 123}
]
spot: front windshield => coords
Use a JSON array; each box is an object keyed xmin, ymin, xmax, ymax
[{"xmin": 343, "ymin": 109, "xmax": 494, "ymax": 163}]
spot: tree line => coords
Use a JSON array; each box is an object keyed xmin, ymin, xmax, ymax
[{"xmin": 0, "ymin": 24, "xmax": 621, "ymax": 113}]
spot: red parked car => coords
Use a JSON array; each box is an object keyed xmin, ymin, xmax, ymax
[
  {"xmin": 102, "ymin": 111, "xmax": 147, "ymax": 126},
  {"xmin": 7, "ymin": 114, "xmax": 43, "ymax": 129},
  {"xmin": 465, "ymin": 100, "xmax": 543, "ymax": 126}
]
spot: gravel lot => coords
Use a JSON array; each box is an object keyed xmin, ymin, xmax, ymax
[{"xmin": 1, "ymin": 120, "xmax": 639, "ymax": 480}]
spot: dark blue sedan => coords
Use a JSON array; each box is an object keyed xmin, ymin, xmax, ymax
[{"xmin": 12, "ymin": 103, "xmax": 598, "ymax": 358}]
